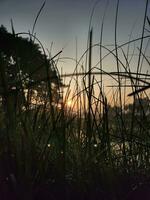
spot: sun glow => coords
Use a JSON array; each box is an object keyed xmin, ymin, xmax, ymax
[{"xmin": 67, "ymin": 99, "xmax": 72, "ymax": 107}]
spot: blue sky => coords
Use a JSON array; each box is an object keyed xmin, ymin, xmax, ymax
[{"xmin": 0, "ymin": 0, "xmax": 149, "ymax": 76}]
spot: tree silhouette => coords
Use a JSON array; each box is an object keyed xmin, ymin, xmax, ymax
[{"xmin": 0, "ymin": 25, "xmax": 61, "ymax": 108}]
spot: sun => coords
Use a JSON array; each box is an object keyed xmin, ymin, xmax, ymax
[{"xmin": 67, "ymin": 99, "xmax": 72, "ymax": 107}]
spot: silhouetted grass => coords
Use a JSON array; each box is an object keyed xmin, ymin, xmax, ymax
[{"xmin": 0, "ymin": 0, "xmax": 150, "ymax": 200}]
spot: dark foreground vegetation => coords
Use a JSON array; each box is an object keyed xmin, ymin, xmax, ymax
[{"xmin": 0, "ymin": 1, "xmax": 150, "ymax": 199}]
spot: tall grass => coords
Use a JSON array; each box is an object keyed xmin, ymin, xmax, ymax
[{"xmin": 0, "ymin": 0, "xmax": 150, "ymax": 200}]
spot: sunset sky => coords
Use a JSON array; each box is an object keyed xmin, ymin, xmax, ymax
[{"xmin": 0, "ymin": 0, "xmax": 149, "ymax": 76}]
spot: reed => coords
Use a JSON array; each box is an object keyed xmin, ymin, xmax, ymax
[{"xmin": 0, "ymin": 1, "xmax": 150, "ymax": 199}]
